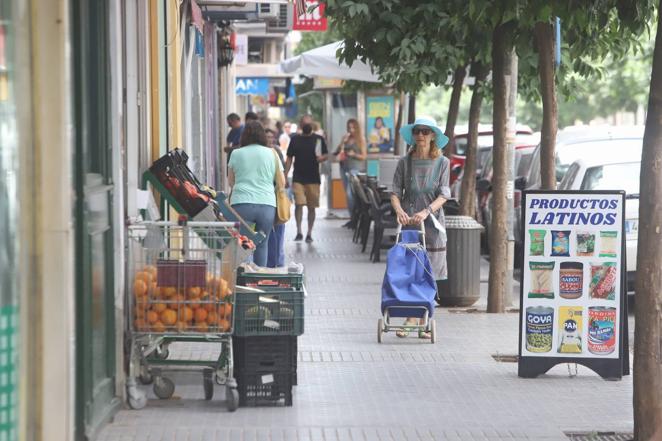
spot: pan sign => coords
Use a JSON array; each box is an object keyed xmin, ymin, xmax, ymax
[
  {"xmin": 518, "ymin": 191, "xmax": 629, "ymax": 380},
  {"xmin": 293, "ymin": 0, "xmax": 327, "ymax": 31},
  {"xmin": 235, "ymin": 78, "xmax": 270, "ymax": 97}
]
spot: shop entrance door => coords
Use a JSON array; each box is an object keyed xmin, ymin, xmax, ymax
[{"xmin": 72, "ymin": 1, "xmax": 120, "ymax": 439}]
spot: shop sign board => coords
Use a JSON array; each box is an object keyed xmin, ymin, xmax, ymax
[
  {"xmin": 518, "ymin": 190, "xmax": 630, "ymax": 380},
  {"xmin": 366, "ymin": 96, "xmax": 395, "ymax": 153},
  {"xmin": 235, "ymin": 77, "xmax": 270, "ymax": 96},
  {"xmin": 293, "ymin": 0, "xmax": 327, "ymax": 31}
]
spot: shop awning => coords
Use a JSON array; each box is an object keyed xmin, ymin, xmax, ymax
[{"xmin": 280, "ymin": 41, "xmax": 381, "ymax": 83}]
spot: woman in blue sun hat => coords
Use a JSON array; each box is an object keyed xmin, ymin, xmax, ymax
[{"xmin": 391, "ymin": 116, "xmax": 451, "ymax": 338}]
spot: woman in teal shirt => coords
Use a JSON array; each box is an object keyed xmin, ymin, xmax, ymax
[{"xmin": 228, "ymin": 121, "xmax": 285, "ymax": 266}]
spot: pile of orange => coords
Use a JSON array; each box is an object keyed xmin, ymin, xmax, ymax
[{"xmin": 133, "ymin": 265, "xmax": 233, "ymax": 333}]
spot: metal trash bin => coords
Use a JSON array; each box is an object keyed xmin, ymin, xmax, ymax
[{"xmin": 436, "ymin": 215, "xmax": 483, "ymax": 307}]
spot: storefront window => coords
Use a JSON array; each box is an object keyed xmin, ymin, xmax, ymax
[{"xmin": 0, "ymin": 0, "xmax": 20, "ymax": 438}]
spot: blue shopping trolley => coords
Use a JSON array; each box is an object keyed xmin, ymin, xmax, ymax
[{"xmin": 378, "ymin": 223, "xmax": 437, "ymax": 343}]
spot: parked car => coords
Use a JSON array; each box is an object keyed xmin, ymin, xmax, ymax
[
  {"xmin": 558, "ymin": 149, "xmax": 642, "ymax": 291},
  {"xmin": 513, "ymin": 125, "xmax": 645, "ymax": 267},
  {"xmin": 449, "ymin": 124, "xmax": 533, "ymax": 185}
]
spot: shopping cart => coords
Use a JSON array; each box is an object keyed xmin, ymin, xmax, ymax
[
  {"xmin": 378, "ymin": 223, "xmax": 437, "ymax": 344},
  {"xmin": 125, "ymin": 220, "xmax": 242, "ymax": 411}
]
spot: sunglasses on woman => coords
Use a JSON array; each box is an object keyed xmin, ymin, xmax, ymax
[{"xmin": 412, "ymin": 127, "xmax": 432, "ymax": 135}]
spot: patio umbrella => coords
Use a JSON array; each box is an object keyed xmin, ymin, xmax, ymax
[{"xmin": 280, "ymin": 41, "xmax": 381, "ymax": 83}]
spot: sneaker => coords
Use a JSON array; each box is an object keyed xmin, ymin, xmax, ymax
[
  {"xmin": 305, "ymin": 235, "xmax": 313, "ymax": 243},
  {"xmin": 294, "ymin": 233, "xmax": 303, "ymax": 241}
]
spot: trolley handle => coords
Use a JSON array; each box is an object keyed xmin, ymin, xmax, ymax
[
  {"xmin": 128, "ymin": 220, "xmax": 240, "ymax": 228},
  {"xmin": 395, "ymin": 222, "xmax": 426, "ymax": 248}
]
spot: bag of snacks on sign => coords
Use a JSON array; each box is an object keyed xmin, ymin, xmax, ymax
[
  {"xmin": 529, "ymin": 262, "xmax": 555, "ymax": 299},
  {"xmin": 551, "ymin": 230, "xmax": 570, "ymax": 256},
  {"xmin": 589, "ymin": 262, "xmax": 617, "ymax": 300},
  {"xmin": 576, "ymin": 232, "xmax": 595, "ymax": 256},
  {"xmin": 529, "ymin": 230, "xmax": 546, "ymax": 256},
  {"xmin": 599, "ymin": 231, "xmax": 618, "ymax": 257}
]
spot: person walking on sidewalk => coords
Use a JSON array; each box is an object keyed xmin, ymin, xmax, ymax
[
  {"xmin": 228, "ymin": 121, "xmax": 285, "ymax": 267},
  {"xmin": 334, "ymin": 118, "xmax": 367, "ymax": 226},
  {"xmin": 265, "ymin": 128, "xmax": 287, "ymax": 267},
  {"xmin": 390, "ymin": 116, "xmax": 451, "ymax": 339},
  {"xmin": 285, "ymin": 122, "xmax": 328, "ymax": 243}
]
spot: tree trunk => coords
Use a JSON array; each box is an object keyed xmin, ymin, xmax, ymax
[
  {"xmin": 459, "ymin": 63, "xmax": 488, "ymax": 218},
  {"xmin": 394, "ymin": 92, "xmax": 405, "ymax": 155},
  {"xmin": 408, "ymin": 94, "xmax": 416, "ymax": 124},
  {"xmin": 535, "ymin": 21, "xmax": 558, "ymax": 190},
  {"xmin": 633, "ymin": 3, "xmax": 662, "ymax": 439},
  {"xmin": 487, "ymin": 23, "xmax": 512, "ymax": 314},
  {"xmin": 444, "ymin": 65, "xmax": 467, "ymax": 158}
]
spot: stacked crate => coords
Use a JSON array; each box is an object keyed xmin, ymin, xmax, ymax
[{"xmin": 233, "ymin": 270, "xmax": 304, "ymax": 406}]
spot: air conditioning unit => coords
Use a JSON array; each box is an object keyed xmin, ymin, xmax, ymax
[
  {"xmin": 265, "ymin": 3, "xmax": 292, "ymax": 33},
  {"xmin": 200, "ymin": 3, "xmax": 258, "ymax": 21},
  {"xmin": 258, "ymin": 3, "xmax": 280, "ymax": 21}
]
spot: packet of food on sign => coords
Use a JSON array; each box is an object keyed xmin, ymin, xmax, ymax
[
  {"xmin": 529, "ymin": 230, "xmax": 546, "ymax": 256},
  {"xmin": 551, "ymin": 230, "xmax": 571, "ymax": 257}
]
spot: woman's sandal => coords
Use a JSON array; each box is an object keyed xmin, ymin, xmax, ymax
[
  {"xmin": 418, "ymin": 330, "xmax": 432, "ymax": 339},
  {"xmin": 396, "ymin": 329, "xmax": 409, "ymax": 338}
]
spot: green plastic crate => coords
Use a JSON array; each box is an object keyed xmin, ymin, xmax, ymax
[
  {"xmin": 234, "ymin": 290, "xmax": 304, "ymax": 336},
  {"xmin": 236, "ymin": 272, "xmax": 304, "ymax": 291}
]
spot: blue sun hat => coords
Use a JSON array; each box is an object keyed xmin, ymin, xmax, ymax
[{"xmin": 399, "ymin": 116, "xmax": 449, "ymax": 148}]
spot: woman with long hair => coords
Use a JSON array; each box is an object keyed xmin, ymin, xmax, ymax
[
  {"xmin": 228, "ymin": 121, "xmax": 286, "ymax": 267},
  {"xmin": 390, "ymin": 117, "xmax": 451, "ymax": 339},
  {"xmin": 335, "ymin": 118, "xmax": 367, "ymax": 222}
]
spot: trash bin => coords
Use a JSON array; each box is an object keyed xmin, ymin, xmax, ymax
[{"xmin": 436, "ymin": 215, "xmax": 483, "ymax": 307}]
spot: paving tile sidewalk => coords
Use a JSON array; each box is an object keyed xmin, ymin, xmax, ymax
[{"xmin": 98, "ymin": 213, "xmax": 634, "ymax": 441}]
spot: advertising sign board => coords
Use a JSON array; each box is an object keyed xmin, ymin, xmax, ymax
[{"xmin": 518, "ymin": 191, "xmax": 629, "ymax": 380}]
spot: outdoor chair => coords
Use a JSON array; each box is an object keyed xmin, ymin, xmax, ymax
[{"xmin": 365, "ymin": 186, "xmax": 397, "ymax": 263}]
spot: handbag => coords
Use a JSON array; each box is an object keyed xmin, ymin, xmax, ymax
[{"xmin": 272, "ymin": 149, "xmax": 291, "ymax": 224}]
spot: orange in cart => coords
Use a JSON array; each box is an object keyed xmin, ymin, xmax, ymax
[
  {"xmin": 135, "ymin": 271, "xmax": 153, "ymax": 285},
  {"xmin": 194, "ymin": 322, "xmax": 209, "ymax": 332},
  {"xmin": 134, "ymin": 318, "xmax": 147, "ymax": 331},
  {"xmin": 162, "ymin": 287, "xmax": 177, "ymax": 298},
  {"xmin": 161, "ymin": 309, "xmax": 177, "ymax": 326},
  {"xmin": 219, "ymin": 303, "xmax": 232, "ymax": 318},
  {"xmin": 206, "ymin": 311, "xmax": 218, "ymax": 326},
  {"xmin": 194, "ymin": 308, "xmax": 208, "ymax": 323},
  {"xmin": 218, "ymin": 318, "xmax": 230, "ymax": 332},
  {"xmin": 152, "ymin": 302, "xmax": 167, "ymax": 313},
  {"xmin": 181, "ymin": 306, "xmax": 194, "ymax": 322},
  {"xmin": 176, "ymin": 321, "xmax": 188, "ymax": 332},
  {"xmin": 133, "ymin": 279, "xmax": 148, "ymax": 297},
  {"xmin": 188, "ymin": 287, "xmax": 202, "ymax": 299},
  {"xmin": 146, "ymin": 310, "xmax": 159, "ymax": 324},
  {"xmin": 151, "ymin": 321, "xmax": 166, "ymax": 333}
]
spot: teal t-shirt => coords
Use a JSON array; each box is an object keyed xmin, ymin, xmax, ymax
[{"xmin": 228, "ymin": 144, "xmax": 283, "ymax": 207}]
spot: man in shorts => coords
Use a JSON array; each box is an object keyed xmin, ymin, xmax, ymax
[{"xmin": 285, "ymin": 122, "xmax": 328, "ymax": 243}]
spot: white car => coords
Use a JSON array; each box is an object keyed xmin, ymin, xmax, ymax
[{"xmin": 558, "ymin": 148, "xmax": 642, "ymax": 291}]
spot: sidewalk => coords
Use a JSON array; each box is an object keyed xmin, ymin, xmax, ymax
[{"xmin": 98, "ymin": 213, "xmax": 634, "ymax": 441}]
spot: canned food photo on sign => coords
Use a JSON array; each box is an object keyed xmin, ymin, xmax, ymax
[{"xmin": 525, "ymin": 306, "xmax": 554, "ymax": 353}]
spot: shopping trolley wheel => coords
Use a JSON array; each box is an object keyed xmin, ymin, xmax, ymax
[
  {"xmin": 128, "ymin": 391, "xmax": 147, "ymax": 410},
  {"xmin": 154, "ymin": 345, "xmax": 170, "ymax": 360},
  {"xmin": 203, "ymin": 369, "xmax": 214, "ymax": 400},
  {"xmin": 377, "ymin": 318, "xmax": 384, "ymax": 343},
  {"xmin": 153, "ymin": 376, "xmax": 175, "ymax": 399},
  {"xmin": 430, "ymin": 319, "xmax": 436, "ymax": 344},
  {"xmin": 138, "ymin": 366, "xmax": 153, "ymax": 385},
  {"xmin": 226, "ymin": 386, "xmax": 239, "ymax": 412}
]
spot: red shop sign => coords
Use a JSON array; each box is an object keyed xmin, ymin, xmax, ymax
[{"xmin": 293, "ymin": 0, "xmax": 327, "ymax": 31}]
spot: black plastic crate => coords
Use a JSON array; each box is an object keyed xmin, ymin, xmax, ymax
[
  {"xmin": 233, "ymin": 336, "xmax": 296, "ymax": 372},
  {"xmin": 235, "ymin": 370, "xmax": 293, "ymax": 406},
  {"xmin": 236, "ymin": 271, "xmax": 304, "ymax": 291},
  {"xmin": 234, "ymin": 290, "xmax": 304, "ymax": 336}
]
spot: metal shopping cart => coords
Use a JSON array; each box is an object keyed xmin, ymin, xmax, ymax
[
  {"xmin": 125, "ymin": 220, "xmax": 242, "ymax": 411},
  {"xmin": 378, "ymin": 223, "xmax": 437, "ymax": 343}
]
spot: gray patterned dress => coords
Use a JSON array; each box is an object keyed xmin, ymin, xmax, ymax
[{"xmin": 392, "ymin": 153, "xmax": 451, "ymax": 281}]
